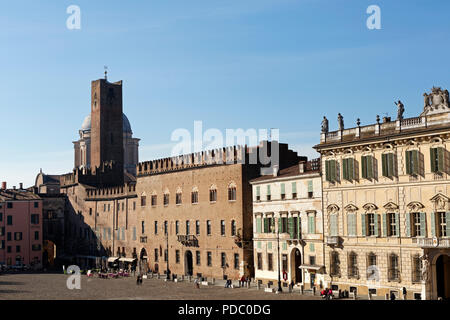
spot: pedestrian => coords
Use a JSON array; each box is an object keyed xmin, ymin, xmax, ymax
[
  {"xmin": 240, "ymin": 275, "xmax": 246, "ymax": 287},
  {"xmin": 402, "ymin": 287, "xmax": 407, "ymax": 300},
  {"xmin": 390, "ymin": 292, "xmax": 396, "ymax": 300},
  {"xmin": 194, "ymin": 278, "xmax": 200, "ymax": 289}
]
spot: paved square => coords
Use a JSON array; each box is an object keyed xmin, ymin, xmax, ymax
[{"xmin": 0, "ymin": 272, "xmax": 324, "ymax": 300}]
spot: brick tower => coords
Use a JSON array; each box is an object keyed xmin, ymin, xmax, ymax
[{"xmin": 90, "ymin": 78, "xmax": 124, "ymax": 175}]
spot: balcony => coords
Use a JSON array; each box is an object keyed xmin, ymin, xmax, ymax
[
  {"xmin": 140, "ymin": 236, "xmax": 147, "ymax": 243},
  {"xmin": 415, "ymin": 237, "xmax": 450, "ymax": 248},
  {"xmin": 177, "ymin": 235, "xmax": 199, "ymax": 247},
  {"xmin": 326, "ymin": 236, "xmax": 342, "ymax": 246}
]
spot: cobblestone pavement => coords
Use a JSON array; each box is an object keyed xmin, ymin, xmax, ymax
[{"xmin": 0, "ymin": 272, "xmax": 325, "ymax": 300}]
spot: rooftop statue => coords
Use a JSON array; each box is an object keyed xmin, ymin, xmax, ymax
[
  {"xmin": 337, "ymin": 113, "xmax": 344, "ymax": 131},
  {"xmin": 321, "ymin": 116, "xmax": 329, "ymax": 133},
  {"xmin": 421, "ymin": 87, "xmax": 449, "ymax": 116},
  {"xmin": 395, "ymin": 100, "xmax": 405, "ymax": 120}
]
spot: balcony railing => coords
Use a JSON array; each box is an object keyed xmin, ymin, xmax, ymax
[
  {"xmin": 415, "ymin": 237, "xmax": 450, "ymax": 248},
  {"xmin": 177, "ymin": 235, "xmax": 199, "ymax": 247},
  {"xmin": 347, "ymin": 267, "xmax": 359, "ymax": 279},
  {"xmin": 388, "ymin": 269, "xmax": 400, "ymax": 282},
  {"xmin": 326, "ymin": 236, "xmax": 341, "ymax": 246}
]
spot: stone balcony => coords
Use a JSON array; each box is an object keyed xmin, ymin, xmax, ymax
[
  {"xmin": 325, "ymin": 236, "xmax": 342, "ymax": 246},
  {"xmin": 415, "ymin": 237, "xmax": 450, "ymax": 248}
]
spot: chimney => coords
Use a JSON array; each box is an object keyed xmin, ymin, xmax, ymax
[
  {"xmin": 299, "ymin": 162, "xmax": 305, "ymax": 173},
  {"xmin": 272, "ymin": 165, "xmax": 279, "ymax": 177},
  {"xmin": 19, "ymin": 183, "xmax": 23, "ymax": 190},
  {"xmin": 1, "ymin": 181, "xmax": 6, "ymax": 190}
]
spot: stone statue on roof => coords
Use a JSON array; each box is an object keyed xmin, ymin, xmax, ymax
[
  {"xmin": 395, "ymin": 100, "xmax": 404, "ymax": 120},
  {"xmin": 337, "ymin": 113, "xmax": 344, "ymax": 131},
  {"xmin": 321, "ymin": 116, "xmax": 329, "ymax": 133}
]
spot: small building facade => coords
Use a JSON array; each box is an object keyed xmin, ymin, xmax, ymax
[{"xmin": 251, "ymin": 159, "xmax": 324, "ymax": 290}]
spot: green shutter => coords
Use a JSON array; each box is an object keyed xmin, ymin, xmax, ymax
[
  {"xmin": 331, "ymin": 160, "xmax": 336, "ymax": 181},
  {"xmin": 256, "ymin": 217, "xmax": 262, "ymax": 233},
  {"xmin": 437, "ymin": 147, "xmax": 445, "ymax": 173},
  {"xmin": 281, "ymin": 183, "xmax": 285, "ymax": 195},
  {"xmin": 413, "ymin": 150, "xmax": 419, "ymax": 175},
  {"xmin": 446, "ymin": 212, "xmax": 450, "ymax": 237},
  {"xmin": 264, "ymin": 218, "xmax": 269, "ymax": 233},
  {"xmin": 388, "ymin": 153, "xmax": 394, "ymax": 177},
  {"xmin": 268, "ymin": 242, "xmax": 272, "ymax": 250},
  {"xmin": 267, "ymin": 185, "xmax": 271, "ymax": 196},
  {"xmin": 292, "ymin": 182, "xmax": 297, "ymax": 194},
  {"xmin": 343, "ymin": 159, "xmax": 348, "ymax": 180},
  {"xmin": 278, "ymin": 217, "xmax": 282, "ymax": 233},
  {"xmin": 420, "ymin": 212, "xmax": 426, "ymax": 237},
  {"xmin": 431, "ymin": 212, "xmax": 436, "ymax": 237},
  {"xmin": 382, "ymin": 213, "xmax": 387, "ymax": 237},
  {"xmin": 406, "ymin": 151, "xmax": 411, "ymax": 175},
  {"xmin": 308, "ymin": 180, "xmax": 313, "ymax": 193},
  {"xmin": 430, "ymin": 148, "xmax": 437, "ymax": 173},
  {"xmin": 330, "ymin": 214, "xmax": 337, "ymax": 236},
  {"xmin": 311, "ymin": 215, "xmax": 315, "ymax": 234},
  {"xmin": 297, "ymin": 217, "xmax": 301, "ymax": 238},
  {"xmin": 256, "ymin": 186, "xmax": 260, "ymax": 197},
  {"xmin": 347, "ymin": 214, "xmax": 354, "ymax": 236},
  {"xmin": 361, "ymin": 214, "xmax": 366, "ymax": 237},
  {"xmin": 406, "ymin": 212, "xmax": 411, "ymax": 237},
  {"xmin": 367, "ymin": 156, "xmax": 373, "ymax": 179},
  {"xmin": 325, "ymin": 160, "xmax": 331, "ymax": 182},
  {"xmin": 382, "ymin": 154, "xmax": 388, "ymax": 177},
  {"xmin": 349, "ymin": 158, "xmax": 354, "ymax": 180},
  {"xmin": 374, "ymin": 214, "xmax": 379, "ymax": 237},
  {"xmin": 271, "ymin": 217, "xmax": 275, "ymax": 232},
  {"xmin": 288, "ymin": 217, "xmax": 294, "ymax": 238},
  {"xmin": 362, "ymin": 156, "xmax": 367, "ymax": 179},
  {"xmin": 395, "ymin": 213, "xmax": 400, "ymax": 237}
]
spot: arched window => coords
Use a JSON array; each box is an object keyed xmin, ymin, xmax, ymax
[
  {"xmin": 228, "ymin": 182, "xmax": 237, "ymax": 201},
  {"xmin": 209, "ymin": 185, "xmax": 217, "ymax": 202},
  {"xmin": 330, "ymin": 251, "xmax": 340, "ymax": 276},
  {"xmin": 163, "ymin": 189, "xmax": 170, "ymax": 206},
  {"xmin": 176, "ymin": 187, "xmax": 182, "ymax": 205},
  {"xmin": 348, "ymin": 251, "xmax": 358, "ymax": 278},
  {"xmin": 191, "ymin": 187, "xmax": 199, "ymax": 204}
]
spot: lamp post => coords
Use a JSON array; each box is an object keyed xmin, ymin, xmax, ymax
[
  {"xmin": 166, "ymin": 232, "xmax": 170, "ymax": 280},
  {"xmin": 271, "ymin": 224, "xmax": 282, "ymax": 293}
]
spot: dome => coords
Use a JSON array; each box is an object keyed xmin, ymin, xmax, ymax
[{"xmin": 81, "ymin": 113, "xmax": 132, "ymax": 134}]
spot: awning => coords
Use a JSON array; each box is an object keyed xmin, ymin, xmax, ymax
[
  {"xmin": 107, "ymin": 257, "xmax": 119, "ymax": 263},
  {"xmin": 119, "ymin": 257, "xmax": 137, "ymax": 263},
  {"xmin": 299, "ymin": 265, "xmax": 324, "ymax": 271}
]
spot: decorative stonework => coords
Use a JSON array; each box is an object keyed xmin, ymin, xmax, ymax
[
  {"xmin": 406, "ymin": 201, "xmax": 425, "ymax": 212},
  {"xmin": 362, "ymin": 203, "xmax": 378, "ymax": 212},
  {"xmin": 421, "ymin": 87, "xmax": 449, "ymax": 116},
  {"xmin": 383, "ymin": 202, "xmax": 399, "ymax": 211},
  {"xmin": 327, "ymin": 204, "xmax": 340, "ymax": 214},
  {"xmin": 344, "ymin": 203, "xmax": 358, "ymax": 213},
  {"xmin": 430, "ymin": 193, "xmax": 450, "ymax": 211}
]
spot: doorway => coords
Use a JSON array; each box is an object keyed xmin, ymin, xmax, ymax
[
  {"xmin": 436, "ymin": 255, "xmax": 450, "ymax": 300},
  {"xmin": 139, "ymin": 248, "xmax": 148, "ymax": 273},
  {"xmin": 291, "ymin": 248, "xmax": 302, "ymax": 284},
  {"xmin": 185, "ymin": 250, "xmax": 193, "ymax": 276}
]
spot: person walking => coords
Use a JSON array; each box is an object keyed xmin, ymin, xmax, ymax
[{"xmin": 390, "ymin": 292, "xmax": 396, "ymax": 300}]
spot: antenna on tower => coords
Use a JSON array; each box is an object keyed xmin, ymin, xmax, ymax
[{"xmin": 104, "ymin": 65, "xmax": 108, "ymax": 80}]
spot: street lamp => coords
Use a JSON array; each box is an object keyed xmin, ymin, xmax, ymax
[
  {"xmin": 271, "ymin": 223, "xmax": 282, "ymax": 293},
  {"xmin": 166, "ymin": 232, "xmax": 170, "ymax": 280}
]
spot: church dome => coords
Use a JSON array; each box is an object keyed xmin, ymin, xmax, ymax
[{"xmin": 81, "ymin": 113, "xmax": 132, "ymax": 134}]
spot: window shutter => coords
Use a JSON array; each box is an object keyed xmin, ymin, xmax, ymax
[
  {"xmin": 437, "ymin": 147, "xmax": 445, "ymax": 173},
  {"xmin": 308, "ymin": 180, "xmax": 313, "ymax": 193},
  {"xmin": 292, "ymin": 182, "xmax": 297, "ymax": 194},
  {"xmin": 382, "ymin": 154, "xmax": 388, "ymax": 177},
  {"xmin": 256, "ymin": 186, "xmax": 260, "ymax": 197},
  {"xmin": 374, "ymin": 214, "xmax": 379, "ymax": 237},
  {"xmin": 430, "ymin": 148, "xmax": 437, "ymax": 173},
  {"xmin": 288, "ymin": 217, "xmax": 294, "ymax": 238},
  {"xmin": 431, "ymin": 212, "xmax": 436, "ymax": 237},
  {"xmin": 405, "ymin": 151, "xmax": 411, "ymax": 175},
  {"xmin": 361, "ymin": 214, "xmax": 366, "ymax": 237},
  {"xmin": 325, "ymin": 160, "xmax": 331, "ymax": 182},
  {"xmin": 278, "ymin": 217, "xmax": 282, "ymax": 233},
  {"xmin": 388, "ymin": 153, "xmax": 395, "ymax": 177},
  {"xmin": 331, "ymin": 160, "xmax": 337, "ymax": 181},
  {"xmin": 280, "ymin": 183, "xmax": 285, "ymax": 195},
  {"xmin": 362, "ymin": 156, "xmax": 367, "ymax": 179},
  {"xmin": 405, "ymin": 212, "xmax": 411, "ymax": 237},
  {"xmin": 297, "ymin": 216, "xmax": 301, "ymax": 238},
  {"xmin": 446, "ymin": 212, "xmax": 450, "ymax": 238},
  {"xmin": 271, "ymin": 217, "xmax": 275, "ymax": 232},
  {"xmin": 311, "ymin": 215, "xmax": 315, "ymax": 234},
  {"xmin": 256, "ymin": 217, "xmax": 262, "ymax": 233},
  {"xmin": 382, "ymin": 213, "xmax": 387, "ymax": 237},
  {"xmin": 420, "ymin": 212, "xmax": 426, "ymax": 237},
  {"xmin": 342, "ymin": 159, "xmax": 348, "ymax": 181},
  {"xmin": 367, "ymin": 156, "xmax": 373, "ymax": 179},
  {"xmin": 395, "ymin": 213, "xmax": 400, "ymax": 237},
  {"xmin": 347, "ymin": 215, "xmax": 352, "ymax": 236},
  {"xmin": 413, "ymin": 150, "xmax": 419, "ymax": 175},
  {"xmin": 264, "ymin": 218, "xmax": 269, "ymax": 233},
  {"xmin": 349, "ymin": 158, "xmax": 354, "ymax": 180},
  {"xmin": 267, "ymin": 185, "xmax": 271, "ymax": 196}
]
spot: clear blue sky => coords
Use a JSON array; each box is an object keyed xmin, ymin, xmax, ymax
[{"xmin": 1, "ymin": 0, "xmax": 449, "ymax": 188}]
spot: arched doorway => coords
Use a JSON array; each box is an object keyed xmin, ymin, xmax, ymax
[
  {"xmin": 185, "ymin": 250, "xmax": 193, "ymax": 276},
  {"xmin": 436, "ymin": 255, "xmax": 450, "ymax": 300},
  {"xmin": 290, "ymin": 248, "xmax": 302, "ymax": 284},
  {"xmin": 139, "ymin": 248, "xmax": 148, "ymax": 274}
]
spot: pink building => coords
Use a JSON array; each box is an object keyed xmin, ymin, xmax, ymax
[{"xmin": 0, "ymin": 182, "xmax": 43, "ymax": 268}]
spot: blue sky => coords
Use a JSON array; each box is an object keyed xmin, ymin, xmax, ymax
[{"xmin": 0, "ymin": 0, "xmax": 449, "ymax": 187}]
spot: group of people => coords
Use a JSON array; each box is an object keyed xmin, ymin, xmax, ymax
[{"xmin": 320, "ymin": 288, "xmax": 334, "ymax": 300}]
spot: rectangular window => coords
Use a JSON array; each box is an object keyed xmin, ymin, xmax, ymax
[
  {"xmin": 307, "ymin": 180, "xmax": 313, "ymax": 198},
  {"xmin": 207, "ymin": 252, "xmax": 212, "ymax": 266},
  {"xmin": 439, "ymin": 212, "xmax": 448, "ymax": 237},
  {"xmin": 234, "ymin": 253, "xmax": 239, "ymax": 269},
  {"xmin": 32, "ymin": 244, "xmax": 41, "ymax": 251},
  {"xmin": 154, "ymin": 221, "xmax": 158, "ymax": 235},
  {"xmin": 207, "ymin": 220, "xmax": 211, "ymax": 235},
  {"xmin": 34, "ymin": 202, "xmax": 39, "ymax": 208},
  {"xmin": 164, "ymin": 221, "xmax": 168, "ymax": 235},
  {"xmin": 405, "ymin": 150, "xmax": 419, "ymax": 175},
  {"xmin": 309, "ymin": 255, "xmax": 316, "ymax": 266},
  {"xmin": 175, "ymin": 250, "xmax": 180, "ymax": 263},
  {"xmin": 257, "ymin": 253, "xmax": 263, "ymax": 270},
  {"xmin": 361, "ymin": 155, "xmax": 374, "ymax": 179},
  {"xmin": 267, "ymin": 253, "xmax": 273, "ymax": 271},
  {"xmin": 154, "ymin": 248, "xmax": 159, "ymax": 262},
  {"xmin": 220, "ymin": 220, "xmax": 225, "ymax": 236},
  {"xmin": 389, "ymin": 254, "xmax": 400, "ymax": 281},
  {"xmin": 14, "ymin": 232, "xmax": 22, "ymax": 241},
  {"xmin": 191, "ymin": 191, "xmax": 198, "ymax": 204},
  {"xmin": 256, "ymin": 186, "xmax": 260, "ymax": 201},
  {"xmin": 291, "ymin": 182, "xmax": 297, "ymax": 199},
  {"xmin": 186, "ymin": 220, "xmax": 190, "ymax": 235},
  {"xmin": 0, "ymin": 240, "xmax": 4, "ymax": 250},
  {"xmin": 176, "ymin": 193, "xmax": 182, "ymax": 205},
  {"xmin": 325, "ymin": 159, "xmax": 337, "ymax": 182},
  {"xmin": 388, "ymin": 213, "xmax": 397, "ymax": 236},
  {"xmin": 7, "ymin": 202, "xmax": 13, "ymax": 209},
  {"xmin": 196, "ymin": 220, "xmax": 200, "ymax": 235},
  {"xmin": 175, "ymin": 221, "xmax": 179, "ymax": 235},
  {"xmin": 151, "ymin": 195, "xmax": 157, "ymax": 206},
  {"xmin": 228, "ymin": 187, "xmax": 236, "ymax": 201},
  {"xmin": 7, "ymin": 246, "xmax": 11, "ymax": 253},
  {"xmin": 0, "ymin": 212, "xmax": 2, "ymax": 221},
  {"xmin": 163, "ymin": 194, "xmax": 169, "ymax": 206},
  {"xmin": 141, "ymin": 196, "xmax": 146, "ymax": 207},
  {"xmin": 16, "ymin": 245, "xmax": 21, "ymax": 253},
  {"xmin": 282, "ymin": 254, "xmax": 288, "ymax": 272},
  {"xmin": 221, "ymin": 253, "xmax": 226, "ymax": 268},
  {"xmin": 7, "ymin": 216, "xmax": 13, "ymax": 225},
  {"xmin": 413, "ymin": 212, "xmax": 422, "ymax": 237},
  {"xmin": 266, "ymin": 185, "xmax": 271, "ymax": 201},
  {"xmin": 231, "ymin": 220, "xmax": 236, "ymax": 236},
  {"xmin": 367, "ymin": 213, "xmax": 375, "ymax": 236},
  {"xmin": 196, "ymin": 251, "xmax": 201, "ymax": 266},
  {"xmin": 281, "ymin": 217, "xmax": 288, "ymax": 233},
  {"xmin": 280, "ymin": 183, "xmax": 285, "ymax": 200},
  {"xmin": 308, "ymin": 214, "xmax": 315, "ymax": 234},
  {"xmin": 7, "ymin": 232, "xmax": 11, "ymax": 241},
  {"xmin": 0, "ymin": 227, "xmax": 4, "ymax": 237},
  {"xmin": 31, "ymin": 214, "xmax": 39, "ymax": 225},
  {"xmin": 430, "ymin": 147, "xmax": 445, "ymax": 173},
  {"xmin": 342, "ymin": 158, "xmax": 355, "ymax": 181},
  {"xmin": 209, "ymin": 189, "xmax": 217, "ymax": 202}
]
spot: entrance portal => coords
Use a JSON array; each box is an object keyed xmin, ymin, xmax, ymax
[
  {"xmin": 185, "ymin": 251, "xmax": 193, "ymax": 276},
  {"xmin": 139, "ymin": 248, "xmax": 148, "ymax": 274},
  {"xmin": 291, "ymin": 248, "xmax": 302, "ymax": 284},
  {"xmin": 436, "ymin": 255, "xmax": 450, "ymax": 300}
]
